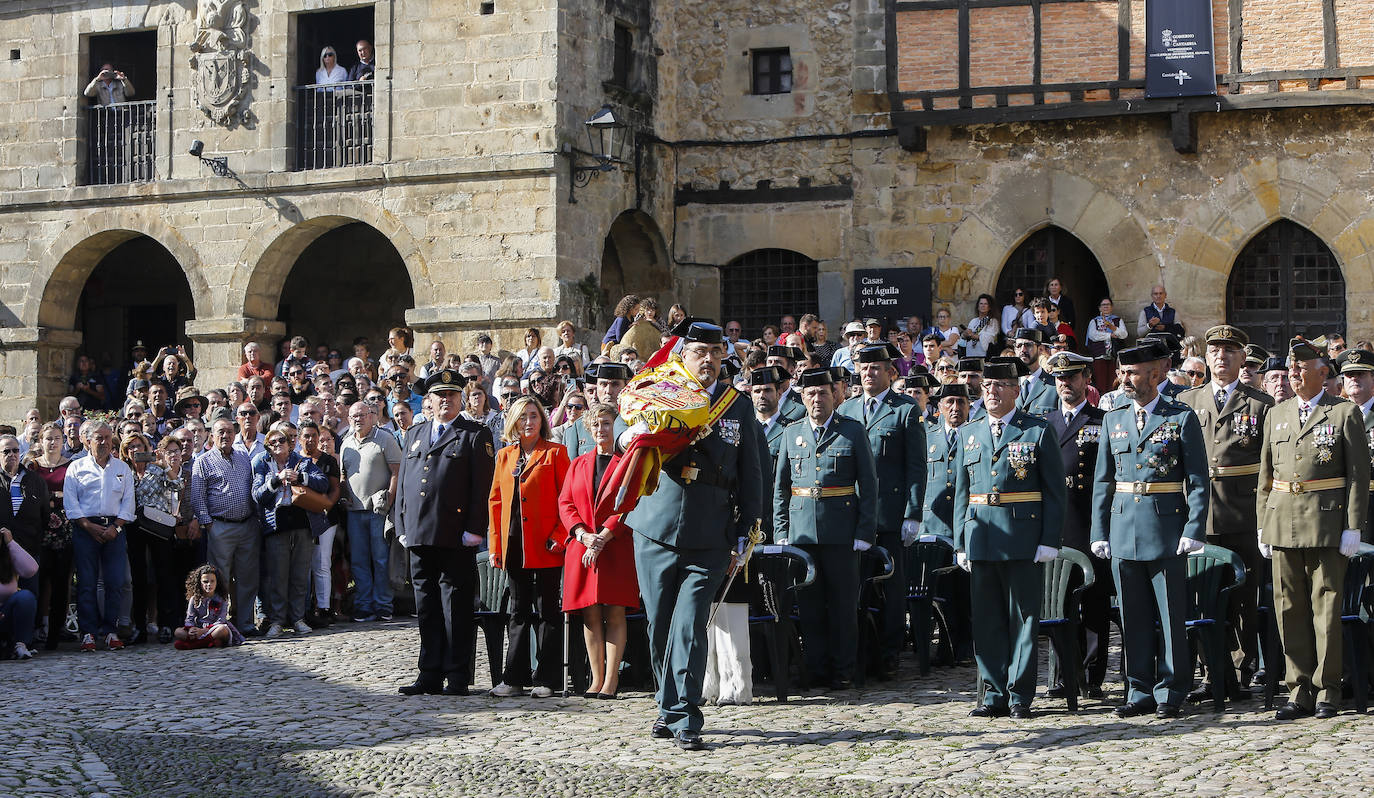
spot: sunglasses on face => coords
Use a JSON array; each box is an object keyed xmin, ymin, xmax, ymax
[
  {"xmin": 239, "ymin": 410, "xmax": 258, "ymax": 416},
  {"xmin": 0, "ymin": 448, "xmax": 18, "ymax": 455},
  {"xmin": 1185, "ymin": 370, "xmax": 1206, "ymax": 378},
  {"xmin": 566, "ymin": 403, "xmax": 586, "ymax": 411}
]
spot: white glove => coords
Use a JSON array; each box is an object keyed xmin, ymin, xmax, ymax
[
  {"xmin": 1340, "ymin": 529, "xmax": 1362, "ymax": 558},
  {"xmin": 853, "ymin": 539, "xmax": 872, "ymax": 552},
  {"xmin": 956, "ymin": 551, "xmax": 971, "ymax": 572},
  {"xmin": 617, "ymin": 420, "xmax": 650, "ymax": 450},
  {"xmin": 901, "ymin": 519, "xmax": 921, "ymax": 547},
  {"xmin": 1257, "ymin": 529, "xmax": 1272, "ymax": 559},
  {"xmin": 1176, "ymin": 536, "xmax": 1204, "ymax": 556},
  {"xmin": 1034, "ymin": 545, "xmax": 1058, "ymax": 563},
  {"xmin": 1090, "ymin": 540, "xmax": 1111, "ymax": 559},
  {"xmin": 918, "ymin": 534, "xmax": 938, "ymax": 543},
  {"xmin": 461, "ymin": 532, "xmax": 483, "ymax": 547}
]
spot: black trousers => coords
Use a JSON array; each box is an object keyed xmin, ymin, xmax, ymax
[
  {"xmin": 408, "ymin": 544, "xmax": 476, "ymax": 687},
  {"xmin": 501, "ymin": 540, "xmax": 564, "ymax": 688},
  {"xmin": 128, "ymin": 527, "xmax": 189, "ymax": 631},
  {"xmin": 874, "ymin": 530, "xmax": 906, "ymax": 664},
  {"xmin": 39, "ymin": 545, "xmax": 73, "ymax": 650},
  {"xmin": 1073, "ymin": 549, "xmax": 1115, "ymax": 689}
]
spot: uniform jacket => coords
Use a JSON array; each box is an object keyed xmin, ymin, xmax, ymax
[
  {"xmin": 1178, "ymin": 382, "xmax": 1274, "ymax": 536},
  {"xmin": 562, "ymin": 416, "xmax": 627, "ymax": 460},
  {"xmin": 626, "ymin": 383, "xmax": 763, "ymax": 550},
  {"xmin": 1017, "ymin": 372, "xmax": 1059, "ymax": 418},
  {"xmin": 838, "ymin": 390, "xmax": 927, "ymax": 530},
  {"xmin": 758, "ymin": 416, "xmax": 786, "ymax": 541},
  {"xmin": 488, "ymin": 438, "xmax": 571, "ymax": 569},
  {"xmin": 1363, "ymin": 404, "xmax": 1374, "ymax": 537},
  {"xmin": 1090, "ymin": 396, "xmax": 1209, "ymax": 560},
  {"xmin": 395, "ymin": 416, "xmax": 495, "ymax": 548},
  {"xmin": 1160, "ymin": 381, "xmax": 1187, "ymax": 399},
  {"xmin": 773, "ymin": 414, "xmax": 878, "ymax": 546},
  {"xmin": 779, "ymin": 388, "xmax": 806, "ymax": 424},
  {"xmin": 954, "ymin": 412, "xmax": 1066, "ymax": 561},
  {"xmin": 1257, "ymin": 392, "xmax": 1370, "ymax": 548},
  {"xmin": 922, "ymin": 420, "xmax": 961, "ymax": 539},
  {"xmin": 1048, "ymin": 403, "xmax": 1106, "ymax": 553}
]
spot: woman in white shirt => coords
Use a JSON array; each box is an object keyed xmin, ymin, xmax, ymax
[
  {"xmin": 1001, "ymin": 287, "xmax": 1034, "ymax": 337},
  {"xmin": 927, "ymin": 307, "xmax": 961, "ymax": 355},
  {"xmin": 316, "ymin": 47, "xmax": 348, "ymax": 84},
  {"xmin": 515, "ymin": 328, "xmax": 543, "ymax": 371},
  {"xmin": 963, "ymin": 293, "xmax": 1000, "ymax": 357},
  {"xmin": 1085, "ymin": 297, "xmax": 1127, "ymax": 392},
  {"xmin": 552, "ymin": 321, "xmax": 591, "ymax": 368}
]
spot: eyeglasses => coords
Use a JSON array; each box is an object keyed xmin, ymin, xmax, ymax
[
  {"xmin": 0, "ymin": 448, "xmax": 18, "ymax": 455},
  {"xmin": 1185, "ymin": 370, "xmax": 1206, "ymax": 378},
  {"xmin": 266, "ymin": 438, "xmax": 288, "ymax": 446},
  {"xmin": 238, "ymin": 409, "xmax": 258, "ymax": 416},
  {"xmin": 288, "ymin": 370, "xmax": 304, "ymax": 376},
  {"xmin": 566, "ymin": 403, "xmax": 586, "ymax": 411},
  {"xmin": 1014, "ymin": 291, "xmax": 1025, "ymax": 297},
  {"xmin": 323, "ymin": 52, "xmax": 336, "ymax": 58}
]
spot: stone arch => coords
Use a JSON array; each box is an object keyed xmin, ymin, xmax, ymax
[
  {"xmin": 232, "ymin": 195, "xmax": 433, "ymax": 320},
  {"xmin": 1169, "ymin": 157, "xmax": 1374, "ymax": 332},
  {"xmin": 941, "ymin": 169, "xmax": 1156, "ymax": 316},
  {"xmin": 29, "ymin": 210, "xmax": 209, "ymax": 329},
  {"xmin": 599, "ymin": 210, "xmax": 670, "ymax": 309}
]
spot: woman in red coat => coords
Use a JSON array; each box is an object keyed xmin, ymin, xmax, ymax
[
  {"xmin": 487, "ymin": 396, "xmax": 570, "ymax": 698},
  {"xmin": 557, "ymin": 402, "xmax": 638, "ymax": 698}
]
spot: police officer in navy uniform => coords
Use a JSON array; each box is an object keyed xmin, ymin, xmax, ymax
[
  {"xmin": 766, "ymin": 345, "xmax": 807, "ymax": 423},
  {"xmin": 1090, "ymin": 341, "xmax": 1209, "ymax": 719},
  {"xmin": 954, "ymin": 359, "xmax": 1066, "ymax": 718},
  {"xmin": 563, "ymin": 362, "xmax": 630, "ymax": 458},
  {"xmin": 774, "ymin": 367, "xmax": 878, "ymax": 690},
  {"xmin": 395, "ymin": 368, "xmax": 496, "ymax": 696},
  {"xmin": 837, "ymin": 343, "xmax": 926, "ymax": 678},
  {"xmin": 1043, "ymin": 351, "xmax": 1111, "ymax": 698},
  {"xmin": 1178, "ymin": 324, "xmax": 1273, "ymax": 697},
  {"xmin": 622, "ymin": 321, "xmax": 763, "ymax": 750},
  {"xmin": 1013, "ymin": 330, "xmax": 1057, "ymax": 418}
]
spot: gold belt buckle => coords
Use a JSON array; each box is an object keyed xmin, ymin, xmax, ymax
[
  {"xmin": 1132, "ymin": 482, "xmax": 1147, "ymax": 495},
  {"xmin": 1291, "ymin": 481, "xmax": 1305, "ymax": 495},
  {"xmin": 681, "ymin": 466, "xmax": 700, "ymax": 483},
  {"xmin": 1208, "ymin": 467, "xmax": 1219, "ymax": 479},
  {"xmin": 808, "ymin": 486, "xmax": 823, "ymax": 498},
  {"xmin": 986, "ymin": 492, "xmax": 1001, "ymax": 506}
]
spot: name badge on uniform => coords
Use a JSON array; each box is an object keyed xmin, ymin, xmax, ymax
[
  {"xmin": 719, "ymin": 419, "xmax": 741, "ymax": 447},
  {"xmin": 411, "ymin": 441, "xmax": 421, "ymax": 452}
]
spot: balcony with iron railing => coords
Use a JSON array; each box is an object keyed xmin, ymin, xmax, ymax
[
  {"xmin": 85, "ymin": 100, "xmax": 157, "ymax": 185},
  {"xmin": 294, "ymin": 79, "xmax": 373, "ymax": 171}
]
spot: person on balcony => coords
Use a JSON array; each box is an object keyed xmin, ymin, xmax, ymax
[
  {"xmin": 349, "ymin": 40, "xmax": 375, "ymax": 81},
  {"xmin": 84, "ymin": 63, "xmax": 134, "ymax": 105}
]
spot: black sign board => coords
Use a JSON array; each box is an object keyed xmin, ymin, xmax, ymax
[
  {"xmin": 1145, "ymin": 0, "xmax": 1218, "ymax": 98},
  {"xmin": 853, "ymin": 267, "xmax": 931, "ymax": 330}
]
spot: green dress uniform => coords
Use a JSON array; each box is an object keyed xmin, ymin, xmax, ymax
[
  {"xmin": 778, "ymin": 386, "xmax": 806, "ymax": 424},
  {"xmin": 953, "ymin": 400, "xmax": 1066, "ymax": 711},
  {"xmin": 1017, "ymin": 370, "xmax": 1059, "ymax": 418},
  {"xmin": 923, "ymin": 418, "xmax": 961, "ymax": 539},
  {"xmin": 1257, "ymin": 344, "xmax": 1370, "ymax": 713},
  {"xmin": 838, "ymin": 345, "xmax": 927, "ymax": 671},
  {"xmin": 1090, "ymin": 344, "xmax": 1210, "ymax": 711},
  {"xmin": 626, "ymin": 324, "xmax": 764, "ymax": 741},
  {"xmin": 1177, "ymin": 325, "xmax": 1274, "ymax": 686},
  {"xmin": 773, "ymin": 372, "xmax": 878, "ymax": 686}
]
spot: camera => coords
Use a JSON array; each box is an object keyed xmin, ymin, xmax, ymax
[{"xmin": 188, "ymin": 140, "xmax": 204, "ymax": 158}]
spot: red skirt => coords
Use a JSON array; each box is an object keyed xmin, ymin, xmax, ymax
[{"xmin": 562, "ymin": 531, "xmax": 640, "ymax": 612}]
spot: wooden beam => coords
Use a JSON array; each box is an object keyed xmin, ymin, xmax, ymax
[
  {"xmin": 1170, "ymin": 110, "xmax": 1197, "ymax": 153},
  {"xmin": 958, "ymin": 0, "xmax": 971, "ymax": 108},
  {"xmin": 1228, "ymin": 0, "xmax": 1243, "ymax": 75},
  {"xmin": 1324, "ymin": 0, "xmax": 1338, "ymax": 69},
  {"xmin": 1117, "ymin": 0, "xmax": 1130, "ymax": 81}
]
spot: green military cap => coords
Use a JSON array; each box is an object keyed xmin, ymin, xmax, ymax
[
  {"xmin": 796, "ymin": 367, "xmax": 834, "ymax": 388},
  {"xmin": 1288, "ymin": 337, "xmax": 1323, "ymax": 363},
  {"xmin": 1339, "ymin": 349, "xmax": 1374, "ymax": 374},
  {"xmin": 1244, "ymin": 344, "xmax": 1270, "ymax": 366},
  {"xmin": 1205, "ymin": 324, "xmax": 1248, "ymax": 347},
  {"xmin": 1044, "ymin": 351, "xmax": 1093, "ymax": 376}
]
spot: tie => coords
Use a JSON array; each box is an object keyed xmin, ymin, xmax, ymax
[
  {"xmin": 947, "ymin": 427, "xmax": 957, "ymax": 449},
  {"xmin": 8, "ymin": 475, "xmax": 20, "ymax": 515},
  {"xmin": 1214, "ymin": 388, "xmax": 1226, "ymax": 411},
  {"xmin": 813, "ymin": 425, "xmax": 823, "ymax": 442},
  {"xmin": 433, "ymin": 423, "xmax": 446, "ymax": 445},
  {"xmin": 1299, "ymin": 404, "xmax": 1311, "ymax": 427},
  {"xmin": 991, "ymin": 420, "xmax": 1003, "ymax": 439},
  {"xmin": 1136, "ymin": 409, "xmax": 1147, "ymax": 432},
  {"xmin": 865, "ymin": 398, "xmax": 877, "ymax": 422},
  {"xmin": 1064, "ymin": 410, "xmax": 1074, "ymax": 426}
]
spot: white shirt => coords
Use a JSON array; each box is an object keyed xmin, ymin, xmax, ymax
[
  {"xmin": 62, "ymin": 454, "xmax": 136, "ymax": 522},
  {"xmin": 1359, "ymin": 396, "xmax": 1374, "ymax": 419},
  {"xmin": 1210, "ymin": 378, "xmax": 1241, "ymax": 408},
  {"xmin": 1297, "ymin": 389, "xmax": 1326, "ymax": 417},
  {"xmin": 809, "ymin": 413, "xmax": 834, "ymax": 440},
  {"xmin": 759, "ymin": 409, "xmax": 783, "ymax": 432},
  {"xmin": 1131, "ymin": 394, "xmax": 1162, "ymax": 418},
  {"xmin": 1060, "ymin": 399, "xmax": 1089, "ymax": 422},
  {"xmin": 861, "ymin": 389, "xmax": 890, "ymax": 418},
  {"xmin": 987, "ymin": 409, "xmax": 1017, "ymax": 434},
  {"xmin": 234, "ymin": 432, "xmax": 266, "ymax": 461}
]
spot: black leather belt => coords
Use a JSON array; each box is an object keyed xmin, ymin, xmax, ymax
[
  {"xmin": 211, "ymin": 515, "xmax": 253, "ymax": 523},
  {"xmin": 88, "ymin": 515, "xmax": 115, "ymax": 526},
  {"xmin": 678, "ymin": 465, "xmax": 731, "ymax": 490}
]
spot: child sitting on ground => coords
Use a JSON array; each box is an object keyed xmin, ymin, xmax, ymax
[{"xmin": 174, "ymin": 565, "xmax": 244, "ymax": 649}]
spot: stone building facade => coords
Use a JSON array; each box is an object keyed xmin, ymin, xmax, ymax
[{"xmin": 0, "ymin": 0, "xmax": 1371, "ymax": 417}]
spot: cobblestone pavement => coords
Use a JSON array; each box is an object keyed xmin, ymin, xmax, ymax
[{"xmin": 1, "ymin": 621, "xmax": 1368, "ymax": 797}]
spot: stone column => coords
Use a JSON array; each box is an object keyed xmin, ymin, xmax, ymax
[
  {"xmin": 0, "ymin": 327, "xmax": 84, "ymax": 420},
  {"xmin": 185, "ymin": 316, "xmax": 287, "ymax": 391}
]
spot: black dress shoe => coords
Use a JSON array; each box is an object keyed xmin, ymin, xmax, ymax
[
  {"xmin": 1155, "ymin": 703, "xmax": 1181, "ymax": 719},
  {"xmin": 1086, "ymin": 686, "xmax": 1105, "ymax": 700},
  {"xmin": 675, "ymin": 730, "xmax": 707, "ymax": 751},
  {"xmin": 1009, "ymin": 704, "xmax": 1033, "ymax": 719},
  {"xmin": 583, "ymin": 691, "xmax": 600, "ymax": 699},
  {"xmin": 651, "ymin": 718, "xmax": 673, "ymax": 739},
  {"xmin": 1186, "ymin": 684, "xmax": 1213, "ymax": 703},
  {"xmin": 443, "ymin": 683, "xmax": 470, "ymax": 696},
  {"xmin": 1114, "ymin": 700, "xmax": 1157, "ymax": 718},
  {"xmin": 1275, "ymin": 702, "xmax": 1314, "ymax": 720},
  {"xmin": 398, "ymin": 681, "xmax": 443, "ymax": 696},
  {"xmin": 969, "ymin": 705, "xmax": 1010, "ymax": 718},
  {"xmin": 1314, "ymin": 702, "xmax": 1339, "ymax": 719},
  {"xmin": 1045, "ymin": 685, "xmax": 1066, "ymax": 699}
]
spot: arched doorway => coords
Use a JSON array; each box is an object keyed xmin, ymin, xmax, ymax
[
  {"xmin": 600, "ymin": 211, "xmax": 669, "ymax": 329},
  {"xmin": 720, "ymin": 248, "xmax": 819, "ymax": 339},
  {"xmin": 995, "ymin": 227, "xmax": 1109, "ymax": 340},
  {"xmin": 275, "ymin": 221, "xmax": 415, "ymax": 359},
  {"xmin": 74, "ymin": 234, "xmax": 195, "ymax": 406},
  {"xmin": 1226, "ymin": 220, "xmax": 1345, "ymax": 352}
]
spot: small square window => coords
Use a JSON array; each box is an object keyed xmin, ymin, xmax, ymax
[{"xmin": 751, "ymin": 48, "xmax": 792, "ymax": 95}]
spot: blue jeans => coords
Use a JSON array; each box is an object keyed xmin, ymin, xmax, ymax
[
  {"xmin": 0, "ymin": 589, "xmax": 37, "ymax": 645},
  {"xmin": 347, "ymin": 511, "xmax": 391, "ymax": 616},
  {"xmin": 72, "ymin": 525, "xmax": 129, "ymax": 638}
]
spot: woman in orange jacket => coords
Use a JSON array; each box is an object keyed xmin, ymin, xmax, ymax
[{"xmin": 487, "ymin": 396, "xmax": 571, "ymax": 697}]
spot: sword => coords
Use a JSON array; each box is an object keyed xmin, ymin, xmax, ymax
[{"xmin": 706, "ymin": 519, "xmax": 764, "ymax": 629}]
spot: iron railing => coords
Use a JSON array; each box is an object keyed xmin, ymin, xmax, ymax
[
  {"xmin": 294, "ymin": 79, "xmax": 373, "ymax": 170},
  {"xmin": 86, "ymin": 100, "xmax": 156, "ymax": 185}
]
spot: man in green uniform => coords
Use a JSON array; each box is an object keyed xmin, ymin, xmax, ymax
[
  {"xmin": 838, "ymin": 344, "xmax": 926, "ymax": 678},
  {"xmin": 1090, "ymin": 341, "xmax": 1209, "ymax": 719},
  {"xmin": 1178, "ymin": 325, "xmax": 1273, "ymax": 697},
  {"xmin": 622, "ymin": 322, "xmax": 763, "ymax": 749},
  {"xmin": 767, "ymin": 345, "xmax": 806, "ymax": 423},
  {"xmin": 751, "ymin": 365, "xmax": 788, "ymax": 541},
  {"xmin": 957, "ymin": 357, "xmax": 987, "ymax": 422},
  {"xmin": 773, "ymin": 367, "xmax": 878, "ymax": 690},
  {"xmin": 954, "ymin": 360, "xmax": 1066, "ymax": 718},
  {"xmin": 1257, "ymin": 338, "xmax": 1369, "ymax": 720},
  {"xmin": 563, "ymin": 362, "xmax": 630, "ymax": 458},
  {"xmin": 1014, "ymin": 330, "xmax": 1057, "ymax": 418},
  {"xmin": 1241, "ymin": 344, "xmax": 1269, "ymax": 389}
]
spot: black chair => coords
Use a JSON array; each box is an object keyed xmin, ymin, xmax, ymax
[
  {"xmin": 904, "ymin": 535, "xmax": 958, "ymax": 676},
  {"xmin": 1341, "ymin": 545, "xmax": 1374, "ymax": 713},
  {"xmin": 1186, "ymin": 544, "xmax": 1246, "ymax": 712},
  {"xmin": 854, "ymin": 545, "xmax": 895, "ymax": 687},
  {"xmin": 747, "ymin": 545, "xmax": 818, "ymax": 701},
  {"xmin": 1040, "ymin": 547, "xmax": 1095, "ymax": 712},
  {"xmin": 472, "ymin": 552, "xmax": 510, "ymax": 687}
]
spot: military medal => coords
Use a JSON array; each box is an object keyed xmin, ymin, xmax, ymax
[
  {"xmin": 1007, "ymin": 442, "xmax": 1036, "ymax": 480},
  {"xmin": 1314, "ymin": 424, "xmax": 1336, "ymax": 464},
  {"xmin": 796, "ymin": 435, "xmax": 806, "ymax": 447},
  {"xmin": 1149, "ymin": 422, "xmax": 1180, "ymax": 444},
  {"xmin": 1232, "ymin": 413, "xmax": 1258, "ymax": 446},
  {"xmin": 1077, "ymin": 425, "xmax": 1101, "ymax": 446},
  {"xmin": 719, "ymin": 419, "xmax": 741, "ymax": 446}
]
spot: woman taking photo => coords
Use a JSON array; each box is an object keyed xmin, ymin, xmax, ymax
[
  {"xmin": 486, "ymin": 396, "xmax": 571, "ymax": 698},
  {"xmin": 557, "ymin": 403, "xmax": 638, "ymax": 698},
  {"xmin": 963, "ymin": 293, "xmax": 1000, "ymax": 357},
  {"xmin": 26, "ymin": 423, "xmax": 72, "ymax": 650}
]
